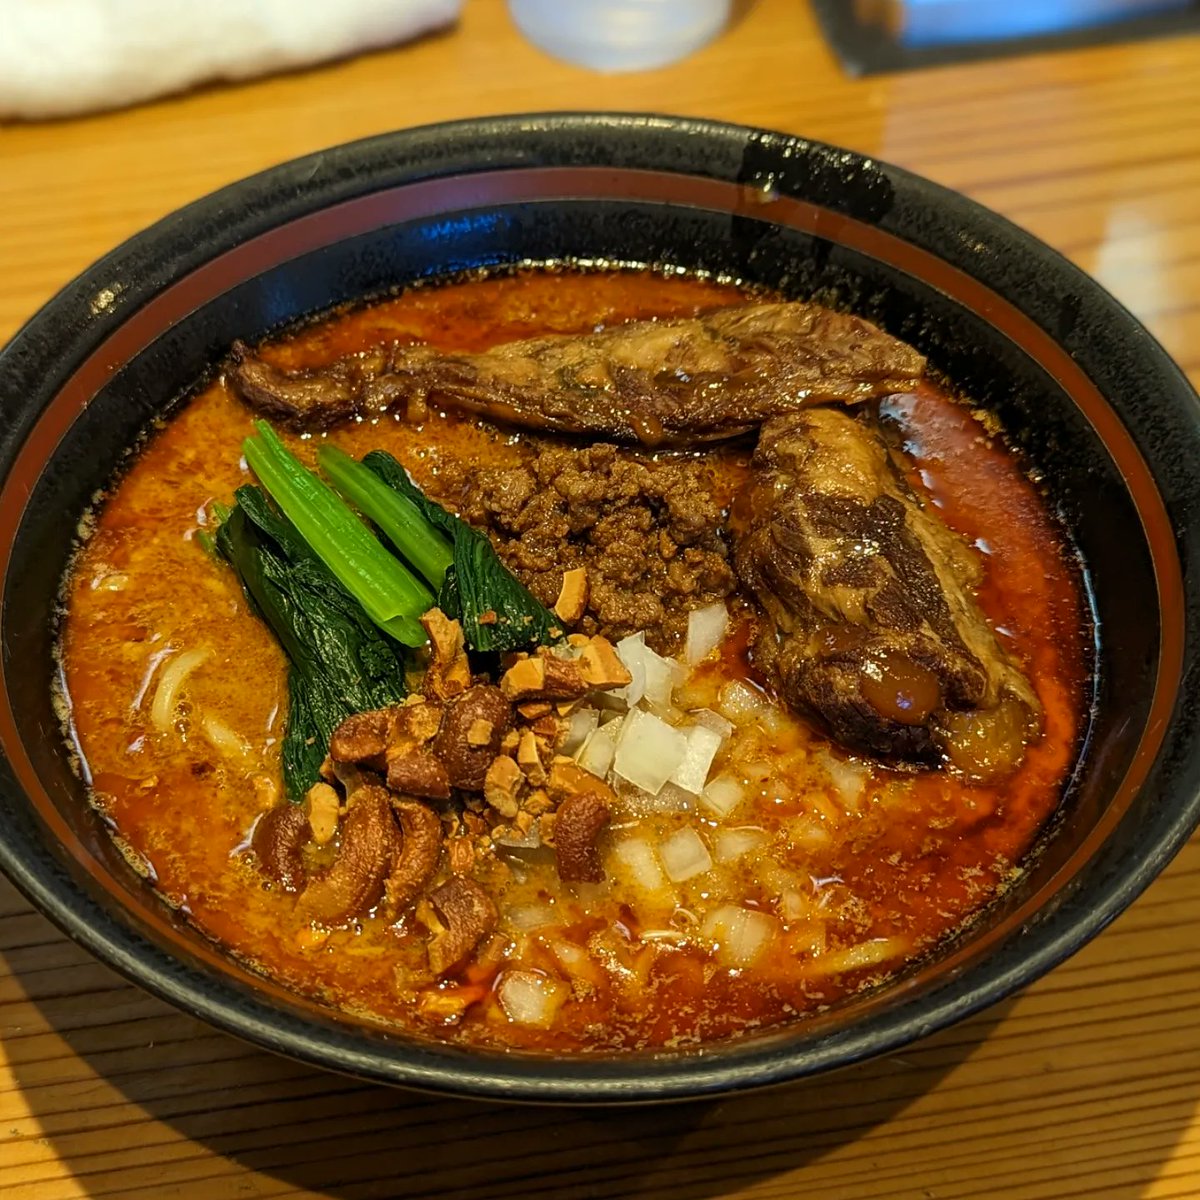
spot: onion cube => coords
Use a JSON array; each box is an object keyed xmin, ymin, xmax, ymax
[
  {"xmin": 621, "ymin": 779, "xmax": 694, "ymax": 815},
  {"xmin": 699, "ymin": 774, "xmax": 745, "ymax": 819},
  {"xmin": 684, "ymin": 602, "xmax": 729, "ymax": 664},
  {"xmin": 613, "ymin": 708, "xmax": 687, "ymax": 795},
  {"xmin": 713, "ymin": 826, "xmax": 770, "ymax": 863},
  {"xmin": 561, "ymin": 706, "xmax": 599, "ymax": 756},
  {"xmin": 817, "ymin": 749, "xmax": 869, "ymax": 811},
  {"xmin": 669, "ymin": 723, "xmax": 724, "ymax": 794},
  {"xmin": 609, "ymin": 834, "xmax": 671, "ymax": 895},
  {"xmin": 641, "ymin": 645, "xmax": 684, "ymax": 708},
  {"xmin": 613, "ymin": 633, "xmax": 647, "ymax": 707},
  {"xmin": 716, "ymin": 679, "xmax": 771, "ymax": 726},
  {"xmin": 504, "ymin": 903, "xmax": 557, "ymax": 931},
  {"xmin": 576, "ymin": 718, "xmax": 621, "ymax": 779},
  {"xmin": 658, "ymin": 827, "xmax": 713, "ymax": 882},
  {"xmin": 497, "ymin": 970, "xmax": 569, "ymax": 1028},
  {"xmin": 688, "ymin": 708, "xmax": 734, "ymax": 741},
  {"xmin": 701, "ymin": 904, "xmax": 778, "ymax": 967}
]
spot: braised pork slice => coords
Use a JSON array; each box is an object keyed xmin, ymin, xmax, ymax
[
  {"xmin": 227, "ymin": 301, "xmax": 926, "ymax": 445},
  {"xmin": 734, "ymin": 409, "xmax": 1040, "ymax": 777}
]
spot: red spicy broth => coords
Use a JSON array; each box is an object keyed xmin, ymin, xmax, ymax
[{"xmin": 57, "ymin": 269, "xmax": 1087, "ymax": 1051}]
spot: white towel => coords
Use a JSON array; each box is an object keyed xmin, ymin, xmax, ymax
[{"xmin": 0, "ymin": 0, "xmax": 462, "ymax": 120}]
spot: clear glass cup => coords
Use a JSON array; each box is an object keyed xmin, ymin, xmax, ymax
[{"xmin": 507, "ymin": 0, "xmax": 734, "ymax": 72}]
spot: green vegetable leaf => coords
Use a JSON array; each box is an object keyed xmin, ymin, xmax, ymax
[
  {"xmin": 244, "ymin": 422, "xmax": 431, "ymax": 647},
  {"xmin": 317, "ymin": 444, "xmax": 453, "ymax": 587},
  {"xmin": 214, "ymin": 486, "xmax": 407, "ymax": 800},
  {"xmin": 360, "ymin": 450, "xmax": 560, "ymax": 654}
]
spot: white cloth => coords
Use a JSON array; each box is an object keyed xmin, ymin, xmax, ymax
[{"xmin": 0, "ymin": 0, "xmax": 461, "ymax": 119}]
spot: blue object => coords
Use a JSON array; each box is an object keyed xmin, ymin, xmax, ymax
[{"xmin": 881, "ymin": 0, "xmax": 1193, "ymax": 47}]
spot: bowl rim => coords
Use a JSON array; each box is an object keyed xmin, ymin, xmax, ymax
[{"xmin": 1, "ymin": 112, "xmax": 1198, "ymax": 1104}]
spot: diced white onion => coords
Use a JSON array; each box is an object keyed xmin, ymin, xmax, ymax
[
  {"xmin": 613, "ymin": 708, "xmax": 687, "ymax": 796},
  {"xmin": 755, "ymin": 703, "xmax": 793, "ymax": 737},
  {"xmin": 561, "ymin": 706, "xmax": 599, "ymax": 756},
  {"xmin": 713, "ymin": 826, "xmax": 770, "ymax": 863},
  {"xmin": 570, "ymin": 881, "xmax": 605, "ymax": 912},
  {"xmin": 576, "ymin": 718, "xmax": 621, "ymax": 779},
  {"xmin": 616, "ymin": 778, "xmax": 694, "ymax": 816},
  {"xmin": 807, "ymin": 792, "xmax": 841, "ymax": 825},
  {"xmin": 789, "ymin": 815, "xmax": 832, "ymax": 851},
  {"xmin": 701, "ymin": 904, "xmax": 778, "ymax": 967},
  {"xmin": 716, "ymin": 679, "xmax": 771, "ymax": 727},
  {"xmin": 756, "ymin": 857, "xmax": 800, "ymax": 898},
  {"xmin": 809, "ymin": 936, "xmax": 908, "ymax": 977},
  {"xmin": 593, "ymin": 688, "xmax": 629, "ymax": 713},
  {"xmin": 658, "ymin": 827, "xmax": 713, "ymax": 882},
  {"xmin": 609, "ymin": 835, "xmax": 671, "ymax": 896},
  {"xmin": 497, "ymin": 970, "xmax": 569, "ymax": 1027},
  {"xmin": 699, "ymin": 774, "xmax": 745, "ymax": 819},
  {"xmin": 684, "ymin": 602, "xmax": 729, "ymax": 664},
  {"xmin": 687, "ymin": 708, "xmax": 734, "ymax": 741},
  {"xmin": 614, "ymin": 633, "xmax": 647, "ymax": 707},
  {"xmin": 817, "ymin": 749, "xmax": 869, "ymax": 811},
  {"xmin": 672, "ymin": 674, "xmax": 718, "ymax": 714},
  {"xmin": 669, "ymin": 723, "xmax": 724, "ymax": 795},
  {"xmin": 548, "ymin": 939, "xmax": 600, "ymax": 983},
  {"xmin": 149, "ymin": 648, "xmax": 210, "ymax": 733},
  {"xmin": 641, "ymin": 644, "xmax": 684, "ymax": 709},
  {"xmin": 780, "ymin": 889, "xmax": 810, "ymax": 922},
  {"xmin": 643, "ymin": 700, "xmax": 685, "ymax": 726},
  {"xmin": 505, "ymin": 903, "xmax": 556, "ymax": 931},
  {"xmin": 740, "ymin": 759, "xmax": 774, "ymax": 784}
]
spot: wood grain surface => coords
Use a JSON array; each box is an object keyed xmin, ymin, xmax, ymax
[{"xmin": 3, "ymin": 2, "xmax": 1200, "ymax": 1197}]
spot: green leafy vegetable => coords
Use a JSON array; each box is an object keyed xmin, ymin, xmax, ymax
[
  {"xmin": 357, "ymin": 449, "xmax": 559, "ymax": 654},
  {"xmin": 214, "ymin": 485, "xmax": 407, "ymax": 800},
  {"xmin": 243, "ymin": 421, "xmax": 430, "ymax": 647},
  {"xmin": 216, "ymin": 425, "xmax": 560, "ymax": 793},
  {"xmin": 317, "ymin": 444, "xmax": 453, "ymax": 586}
]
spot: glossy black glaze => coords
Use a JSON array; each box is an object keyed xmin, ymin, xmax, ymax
[{"xmin": 0, "ymin": 115, "xmax": 1198, "ymax": 1104}]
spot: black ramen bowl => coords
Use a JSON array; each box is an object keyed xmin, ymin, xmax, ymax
[{"xmin": 1, "ymin": 114, "xmax": 1198, "ymax": 1104}]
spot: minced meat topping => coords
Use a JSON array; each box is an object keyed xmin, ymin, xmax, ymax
[{"xmin": 441, "ymin": 444, "xmax": 735, "ymax": 654}]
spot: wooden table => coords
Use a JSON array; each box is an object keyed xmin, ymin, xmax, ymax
[{"xmin": 3, "ymin": 2, "xmax": 1200, "ymax": 1197}]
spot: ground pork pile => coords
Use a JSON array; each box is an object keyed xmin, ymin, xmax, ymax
[{"xmin": 441, "ymin": 444, "xmax": 735, "ymax": 655}]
